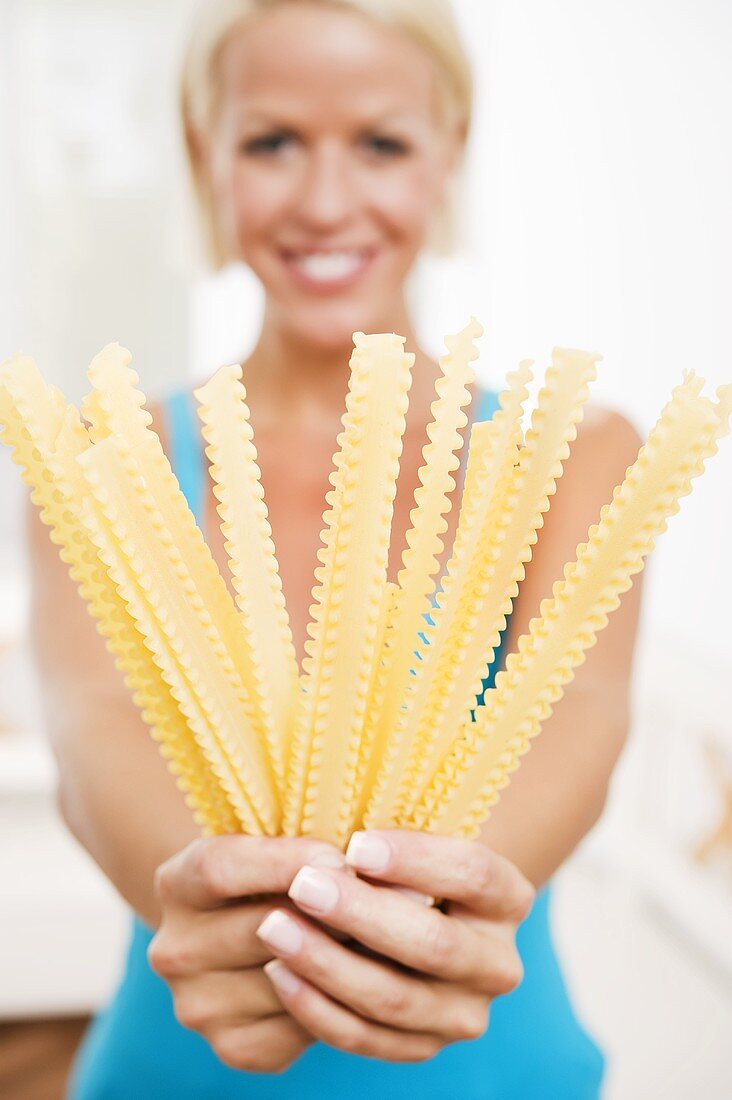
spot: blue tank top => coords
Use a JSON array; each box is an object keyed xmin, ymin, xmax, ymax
[{"xmin": 68, "ymin": 388, "xmax": 605, "ymax": 1100}]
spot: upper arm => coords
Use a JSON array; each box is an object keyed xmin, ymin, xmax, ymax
[
  {"xmin": 505, "ymin": 405, "xmax": 645, "ymax": 703},
  {"xmin": 476, "ymin": 408, "xmax": 646, "ymax": 878},
  {"xmin": 25, "ymin": 398, "xmax": 171, "ymax": 742},
  {"xmin": 23, "ymin": 397, "xmax": 195, "ymax": 848},
  {"xmin": 25, "ymin": 492, "xmax": 131, "ymax": 739}
]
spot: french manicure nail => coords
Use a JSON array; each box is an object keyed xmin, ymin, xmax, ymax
[
  {"xmin": 264, "ymin": 959, "xmax": 301, "ymax": 996},
  {"xmin": 256, "ymin": 910, "xmax": 304, "ymax": 956},
  {"xmin": 289, "ymin": 866, "xmax": 340, "ymax": 914},
  {"xmin": 345, "ymin": 831, "xmax": 392, "ymax": 873}
]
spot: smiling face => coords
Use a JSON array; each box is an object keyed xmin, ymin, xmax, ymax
[{"xmin": 204, "ymin": 2, "xmax": 463, "ymax": 350}]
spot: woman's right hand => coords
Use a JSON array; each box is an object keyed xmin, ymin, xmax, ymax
[{"xmin": 148, "ymin": 834, "xmax": 346, "ymax": 1073}]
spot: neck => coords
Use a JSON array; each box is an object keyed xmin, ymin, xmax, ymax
[{"xmin": 241, "ymin": 297, "xmax": 441, "ymax": 424}]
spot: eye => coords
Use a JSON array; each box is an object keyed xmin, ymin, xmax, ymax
[
  {"xmin": 240, "ymin": 131, "xmax": 295, "ymax": 156},
  {"xmin": 362, "ymin": 133, "xmax": 410, "ymax": 158}
]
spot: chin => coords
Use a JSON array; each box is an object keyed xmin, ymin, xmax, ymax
[{"xmin": 284, "ymin": 298, "xmax": 391, "ymax": 355}]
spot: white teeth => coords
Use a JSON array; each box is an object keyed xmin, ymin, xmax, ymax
[{"xmin": 293, "ymin": 251, "xmax": 364, "ymax": 282}]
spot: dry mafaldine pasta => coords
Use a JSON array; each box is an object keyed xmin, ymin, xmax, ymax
[
  {"xmin": 351, "ymin": 580, "xmax": 399, "ymax": 826},
  {"xmin": 82, "ymin": 346, "xmax": 281, "ymax": 825},
  {"xmin": 352, "ymin": 319, "xmax": 482, "ymax": 829},
  {"xmin": 364, "ymin": 348, "xmax": 601, "ymax": 829},
  {"xmin": 389, "ymin": 348, "xmax": 600, "ymax": 827},
  {"xmin": 1, "ymin": 328, "xmax": 729, "ymax": 850},
  {"xmin": 78, "ymin": 436, "xmax": 277, "ymax": 835},
  {"xmin": 283, "ymin": 332, "xmax": 413, "ymax": 847},
  {"xmin": 0, "ymin": 357, "xmax": 239, "ymax": 835},
  {"xmin": 360, "ymin": 357, "xmax": 530, "ymax": 829},
  {"xmin": 409, "ymin": 375, "xmax": 732, "ymax": 837},
  {"xmin": 195, "ymin": 365, "xmax": 300, "ymax": 802}
]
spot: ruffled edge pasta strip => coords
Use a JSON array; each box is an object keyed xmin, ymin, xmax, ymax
[
  {"xmin": 412, "ymin": 375, "xmax": 732, "ymax": 837},
  {"xmin": 349, "ymin": 581, "xmax": 398, "ymax": 830},
  {"xmin": 364, "ymin": 358, "xmax": 532, "ymax": 828},
  {"xmin": 0, "ymin": 358, "xmax": 238, "ymax": 834},
  {"xmin": 284, "ymin": 333, "xmax": 413, "ymax": 846},
  {"xmin": 56, "ymin": 413, "xmax": 241, "ymax": 835},
  {"xmin": 195, "ymin": 365, "xmax": 300, "ymax": 800},
  {"xmin": 5, "ymin": 336, "xmax": 730, "ymax": 848},
  {"xmin": 77, "ymin": 435, "xmax": 278, "ymax": 834},
  {"xmin": 353, "ymin": 319, "xmax": 480, "ymax": 824},
  {"xmin": 82, "ymin": 345, "xmax": 273, "ymax": 773},
  {"xmin": 397, "ymin": 348, "xmax": 598, "ymax": 822}
]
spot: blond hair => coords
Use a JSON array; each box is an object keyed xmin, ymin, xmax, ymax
[{"xmin": 179, "ymin": 0, "xmax": 473, "ymax": 267}]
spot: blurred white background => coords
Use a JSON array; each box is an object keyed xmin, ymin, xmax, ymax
[{"xmin": 1, "ymin": 1, "xmax": 731, "ymax": 1097}]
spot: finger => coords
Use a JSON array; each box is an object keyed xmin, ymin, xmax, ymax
[
  {"xmin": 345, "ymin": 830, "xmax": 535, "ymax": 920},
  {"xmin": 149, "ymin": 898, "xmax": 278, "ymax": 974},
  {"xmin": 210, "ymin": 1014, "xmax": 313, "ymax": 1075},
  {"xmin": 155, "ymin": 835, "xmax": 346, "ymax": 910},
  {"xmin": 391, "ymin": 886, "xmax": 435, "ymax": 906},
  {"xmin": 264, "ymin": 961, "xmax": 443, "ymax": 1063},
  {"xmin": 149, "ymin": 893, "xmax": 357, "ymax": 977},
  {"xmin": 255, "ymin": 908, "xmax": 490, "ymax": 1042},
  {"xmin": 150, "ymin": 890, "xmax": 340, "ymax": 974},
  {"xmin": 287, "ymin": 866, "xmax": 524, "ymax": 993},
  {"xmin": 171, "ymin": 967, "xmax": 283, "ymax": 1034}
]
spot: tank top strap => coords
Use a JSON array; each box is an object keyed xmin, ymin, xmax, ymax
[{"xmin": 163, "ymin": 389, "xmax": 205, "ymax": 527}]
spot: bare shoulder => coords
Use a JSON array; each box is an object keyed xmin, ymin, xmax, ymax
[
  {"xmin": 559, "ymin": 404, "xmax": 643, "ymax": 507},
  {"xmin": 509, "ymin": 403, "xmax": 646, "ymax": 644},
  {"xmin": 524, "ymin": 403, "xmax": 644, "ymax": 574},
  {"xmin": 580, "ymin": 403, "xmax": 643, "ymax": 452}
]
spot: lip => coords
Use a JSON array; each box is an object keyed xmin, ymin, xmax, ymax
[{"xmin": 279, "ymin": 247, "xmax": 377, "ymax": 293}]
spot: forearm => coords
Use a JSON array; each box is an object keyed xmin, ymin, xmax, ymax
[
  {"xmin": 477, "ymin": 684, "xmax": 630, "ymax": 890},
  {"xmin": 50, "ymin": 700, "xmax": 199, "ymax": 927}
]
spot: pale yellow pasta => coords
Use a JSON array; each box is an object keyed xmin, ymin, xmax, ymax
[
  {"xmin": 0, "ymin": 358, "xmax": 239, "ymax": 834},
  {"xmin": 409, "ymin": 376, "xmax": 732, "ymax": 837},
  {"xmin": 2, "ymin": 328, "xmax": 728, "ymax": 848},
  {"xmin": 195, "ymin": 364, "xmax": 299, "ymax": 801},
  {"xmin": 284, "ymin": 333, "xmax": 413, "ymax": 847},
  {"xmin": 354, "ymin": 319, "xmax": 481, "ymax": 827},
  {"xmin": 77, "ymin": 435, "xmax": 278, "ymax": 834},
  {"xmin": 391, "ymin": 348, "xmax": 598, "ymax": 826},
  {"xmin": 350, "ymin": 581, "xmax": 398, "ymax": 831},
  {"xmin": 82, "ymin": 345, "xmax": 283, "ymax": 799},
  {"xmin": 362, "ymin": 358, "xmax": 532, "ymax": 828}
]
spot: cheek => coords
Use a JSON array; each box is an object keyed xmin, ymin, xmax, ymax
[
  {"xmin": 210, "ymin": 154, "xmax": 292, "ymax": 257},
  {"xmin": 369, "ymin": 162, "xmax": 446, "ymax": 251},
  {"xmin": 230, "ymin": 166, "xmax": 290, "ymax": 250}
]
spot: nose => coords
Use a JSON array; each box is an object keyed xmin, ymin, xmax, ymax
[{"xmin": 295, "ymin": 141, "xmax": 357, "ymax": 232}]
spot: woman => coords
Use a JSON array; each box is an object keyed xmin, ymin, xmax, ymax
[{"xmin": 27, "ymin": 1, "xmax": 642, "ymax": 1096}]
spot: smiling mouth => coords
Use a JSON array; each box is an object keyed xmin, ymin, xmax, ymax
[{"xmin": 280, "ymin": 248, "xmax": 376, "ymax": 290}]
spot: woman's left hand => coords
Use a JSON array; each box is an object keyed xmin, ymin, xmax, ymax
[{"xmin": 254, "ymin": 829, "xmax": 536, "ymax": 1063}]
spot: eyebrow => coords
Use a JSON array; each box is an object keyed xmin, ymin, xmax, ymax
[{"xmin": 226, "ymin": 104, "xmax": 424, "ymax": 129}]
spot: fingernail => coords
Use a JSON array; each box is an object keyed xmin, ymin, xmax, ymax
[
  {"xmin": 288, "ymin": 866, "xmax": 340, "ymax": 914},
  {"xmin": 256, "ymin": 910, "xmax": 304, "ymax": 956},
  {"xmin": 264, "ymin": 959, "xmax": 301, "ymax": 996},
  {"xmin": 345, "ymin": 831, "xmax": 392, "ymax": 873},
  {"xmin": 393, "ymin": 886, "xmax": 435, "ymax": 906},
  {"xmin": 308, "ymin": 849, "xmax": 347, "ymax": 870}
]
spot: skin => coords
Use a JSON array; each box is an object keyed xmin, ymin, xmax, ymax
[{"xmin": 26, "ymin": 1, "xmax": 643, "ymax": 1076}]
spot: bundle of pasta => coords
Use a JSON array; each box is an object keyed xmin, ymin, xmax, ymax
[{"xmin": 1, "ymin": 324, "xmax": 729, "ymax": 849}]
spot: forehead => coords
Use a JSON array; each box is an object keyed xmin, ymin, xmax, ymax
[{"xmin": 214, "ymin": 4, "xmax": 440, "ymax": 125}]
